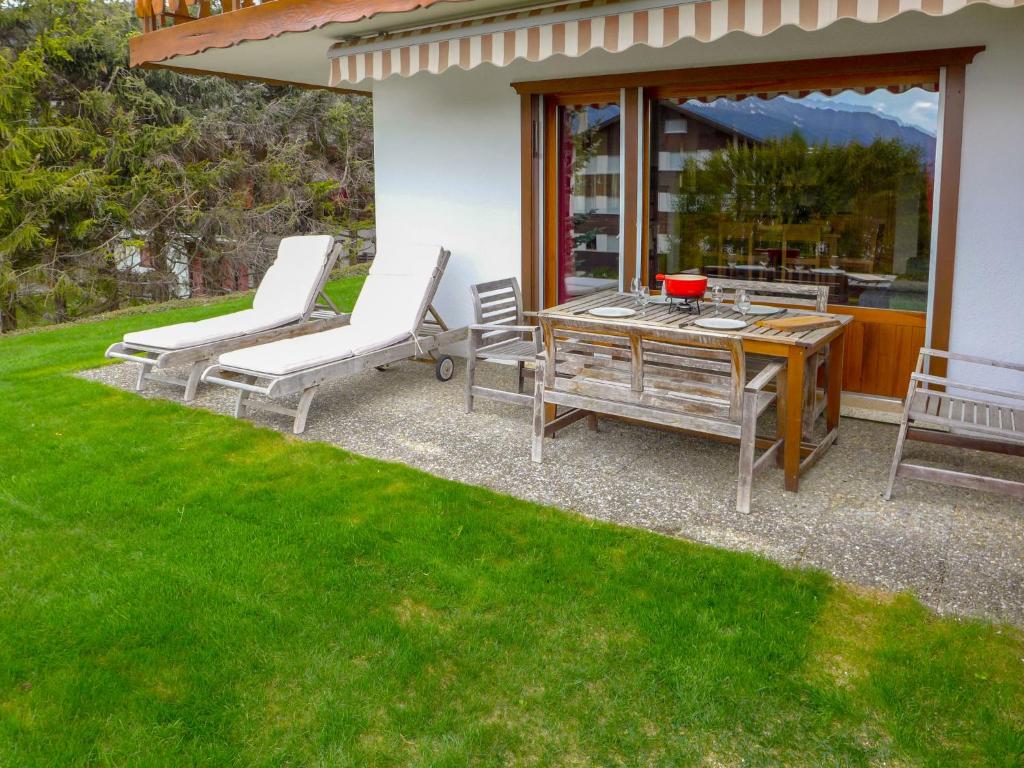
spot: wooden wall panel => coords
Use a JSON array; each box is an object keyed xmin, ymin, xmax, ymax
[{"xmin": 832, "ymin": 307, "xmax": 926, "ymax": 398}]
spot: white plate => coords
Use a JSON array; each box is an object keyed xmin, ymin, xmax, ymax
[
  {"xmin": 745, "ymin": 305, "xmax": 782, "ymax": 316},
  {"xmin": 694, "ymin": 317, "xmax": 747, "ymax": 330},
  {"xmin": 588, "ymin": 306, "xmax": 636, "ymax": 318}
]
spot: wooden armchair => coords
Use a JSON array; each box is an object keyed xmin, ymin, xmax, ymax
[
  {"xmin": 466, "ymin": 277, "xmax": 541, "ymax": 412},
  {"xmin": 885, "ymin": 349, "xmax": 1024, "ymax": 499},
  {"xmin": 531, "ymin": 314, "xmax": 786, "ymax": 513}
]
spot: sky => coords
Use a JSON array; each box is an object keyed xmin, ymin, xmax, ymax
[{"xmin": 801, "ymin": 89, "xmax": 939, "ymax": 135}]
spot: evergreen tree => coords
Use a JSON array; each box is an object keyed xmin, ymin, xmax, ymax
[{"xmin": 0, "ymin": 0, "xmax": 373, "ymax": 331}]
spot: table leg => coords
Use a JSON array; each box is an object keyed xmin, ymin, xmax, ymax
[
  {"xmin": 784, "ymin": 346, "xmax": 807, "ymax": 492},
  {"xmin": 826, "ymin": 331, "xmax": 845, "ymax": 438}
]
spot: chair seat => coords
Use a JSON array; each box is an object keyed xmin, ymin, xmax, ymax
[
  {"xmin": 475, "ymin": 338, "xmax": 538, "ymax": 362},
  {"xmin": 910, "ymin": 391, "xmax": 1024, "ymax": 443}
]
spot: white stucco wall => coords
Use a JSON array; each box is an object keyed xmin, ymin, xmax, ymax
[
  {"xmin": 948, "ymin": 22, "xmax": 1024, "ymax": 389},
  {"xmin": 373, "ymin": 71, "xmax": 522, "ymax": 333},
  {"xmin": 373, "ymin": 5, "xmax": 1024, "ymax": 385}
]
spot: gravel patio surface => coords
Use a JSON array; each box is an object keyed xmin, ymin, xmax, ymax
[{"xmin": 80, "ymin": 359, "xmax": 1024, "ymax": 626}]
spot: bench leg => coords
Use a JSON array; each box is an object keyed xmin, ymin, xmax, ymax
[
  {"xmin": 587, "ymin": 413, "xmax": 599, "ymax": 432},
  {"xmin": 531, "ymin": 364, "xmax": 545, "ymax": 463},
  {"xmin": 134, "ymin": 360, "xmax": 150, "ymax": 392},
  {"xmin": 234, "ymin": 387, "xmax": 251, "ymax": 420},
  {"xmin": 465, "ymin": 354, "xmax": 476, "ymax": 413},
  {"xmin": 736, "ymin": 394, "xmax": 758, "ymax": 514},
  {"xmin": 183, "ymin": 361, "xmax": 204, "ymax": 402},
  {"xmin": 517, "ymin": 360, "xmax": 525, "ymax": 394},
  {"xmin": 293, "ymin": 386, "xmax": 318, "ymax": 435}
]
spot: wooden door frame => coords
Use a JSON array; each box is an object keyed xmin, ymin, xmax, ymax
[{"xmin": 519, "ymin": 47, "xmax": 982, "ymax": 382}]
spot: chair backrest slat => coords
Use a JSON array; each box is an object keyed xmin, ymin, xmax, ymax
[{"xmin": 471, "ymin": 277, "xmax": 524, "ymax": 347}]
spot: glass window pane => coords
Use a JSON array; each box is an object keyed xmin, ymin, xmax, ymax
[
  {"xmin": 557, "ymin": 103, "xmax": 621, "ymax": 304},
  {"xmin": 647, "ymin": 90, "xmax": 938, "ymax": 311}
]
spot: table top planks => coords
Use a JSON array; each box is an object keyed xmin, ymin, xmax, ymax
[{"xmin": 540, "ymin": 290, "xmax": 852, "ymax": 349}]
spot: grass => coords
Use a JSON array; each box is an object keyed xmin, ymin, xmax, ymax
[{"xmin": 0, "ymin": 278, "xmax": 1021, "ymax": 766}]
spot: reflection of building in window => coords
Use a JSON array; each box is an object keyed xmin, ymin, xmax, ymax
[
  {"xmin": 561, "ymin": 105, "xmax": 621, "ymax": 299},
  {"xmin": 566, "ymin": 103, "xmax": 759, "ymax": 297},
  {"xmin": 646, "ymin": 92, "xmax": 938, "ymax": 311}
]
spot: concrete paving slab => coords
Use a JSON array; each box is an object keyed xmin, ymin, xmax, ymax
[{"xmin": 78, "ymin": 358, "xmax": 1024, "ymax": 626}]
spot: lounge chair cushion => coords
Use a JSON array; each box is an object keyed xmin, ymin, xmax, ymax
[
  {"xmin": 252, "ymin": 235, "xmax": 334, "ymax": 317},
  {"xmin": 349, "ymin": 272, "xmax": 434, "ymax": 336},
  {"xmin": 123, "ymin": 309, "xmax": 299, "ymax": 350},
  {"xmin": 121, "ymin": 234, "xmax": 333, "ymax": 351},
  {"xmin": 217, "ymin": 325, "xmax": 410, "ymax": 376},
  {"xmin": 214, "ymin": 244, "xmax": 446, "ymax": 376}
]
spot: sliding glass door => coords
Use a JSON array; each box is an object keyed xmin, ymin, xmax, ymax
[{"xmin": 547, "ymin": 98, "xmax": 622, "ymax": 305}]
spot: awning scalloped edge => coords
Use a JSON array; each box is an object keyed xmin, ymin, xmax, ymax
[{"xmin": 328, "ymin": 0, "xmax": 1022, "ymax": 86}]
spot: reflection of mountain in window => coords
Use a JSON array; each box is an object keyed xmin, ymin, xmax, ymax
[{"xmin": 647, "ymin": 89, "xmax": 939, "ymax": 312}]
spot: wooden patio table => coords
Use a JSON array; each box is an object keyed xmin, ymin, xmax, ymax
[{"xmin": 537, "ymin": 290, "xmax": 852, "ymax": 492}]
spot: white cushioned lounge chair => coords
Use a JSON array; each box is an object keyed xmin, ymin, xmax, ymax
[
  {"xmin": 106, "ymin": 235, "xmax": 345, "ymax": 401},
  {"xmin": 201, "ymin": 244, "xmax": 466, "ymax": 434}
]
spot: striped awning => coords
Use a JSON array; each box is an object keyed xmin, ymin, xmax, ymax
[{"xmin": 327, "ymin": 0, "xmax": 1018, "ymax": 86}]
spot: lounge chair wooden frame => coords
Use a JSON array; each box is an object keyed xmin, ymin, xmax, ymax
[
  {"xmin": 201, "ymin": 248, "xmax": 466, "ymax": 435},
  {"xmin": 105, "ymin": 242, "xmax": 346, "ymax": 402},
  {"xmin": 885, "ymin": 348, "xmax": 1024, "ymax": 500}
]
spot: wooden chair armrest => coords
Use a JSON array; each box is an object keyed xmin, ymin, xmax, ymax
[
  {"xmin": 911, "ymin": 372, "xmax": 1024, "ymax": 403},
  {"xmin": 920, "ymin": 348, "xmax": 1024, "ymax": 373},
  {"xmin": 745, "ymin": 361, "xmax": 785, "ymax": 393}
]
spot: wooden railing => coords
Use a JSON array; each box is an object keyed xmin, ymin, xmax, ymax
[{"xmin": 135, "ymin": 0, "xmax": 278, "ymax": 33}]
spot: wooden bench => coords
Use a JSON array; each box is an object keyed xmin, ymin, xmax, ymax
[
  {"xmin": 885, "ymin": 348, "xmax": 1024, "ymax": 499},
  {"xmin": 531, "ymin": 314, "xmax": 786, "ymax": 513}
]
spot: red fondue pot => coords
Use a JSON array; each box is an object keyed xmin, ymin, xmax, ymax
[{"xmin": 656, "ymin": 273, "xmax": 708, "ymax": 299}]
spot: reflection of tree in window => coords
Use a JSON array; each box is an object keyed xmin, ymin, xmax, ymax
[{"xmin": 649, "ymin": 92, "xmax": 937, "ymax": 311}]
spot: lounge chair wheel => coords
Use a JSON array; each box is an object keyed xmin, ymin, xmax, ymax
[
  {"xmin": 435, "ymin": 355, "xmax": 455, "ymax": 382},
  {"xmin": 375, "ymin": 364, "xmax": 390, "ymax": 371}
]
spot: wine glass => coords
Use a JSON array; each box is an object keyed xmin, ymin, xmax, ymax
[
  {"xmin": 630, "ymin": 276, "xmax": 642, "ymax": 305},
  {"xmin": 725, "ymin": 244, "xmax": 737, "ymax": 269},
  {"xmin": 711, "ymin": 285, "xmax": 724, "ymax": 314},
  {"xmin": 735, "ymin": 288, "xmax": 751, "ymax": 316},
  {"xmin": 817, "ymin": 241, "xmax": 831, "ymax": 269},
  {"xmin": 637, "ymin": 286, "xmax": 650, "ymax": 307}
]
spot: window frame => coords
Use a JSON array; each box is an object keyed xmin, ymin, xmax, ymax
[{"xmin": 519, "ymin": 47, "xmax": 983, "ymax": 385}]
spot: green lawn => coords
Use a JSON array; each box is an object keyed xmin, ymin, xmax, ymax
[{"xmin": 0, "ymin": 278, "xmax": 1021, "ymax": 767}]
